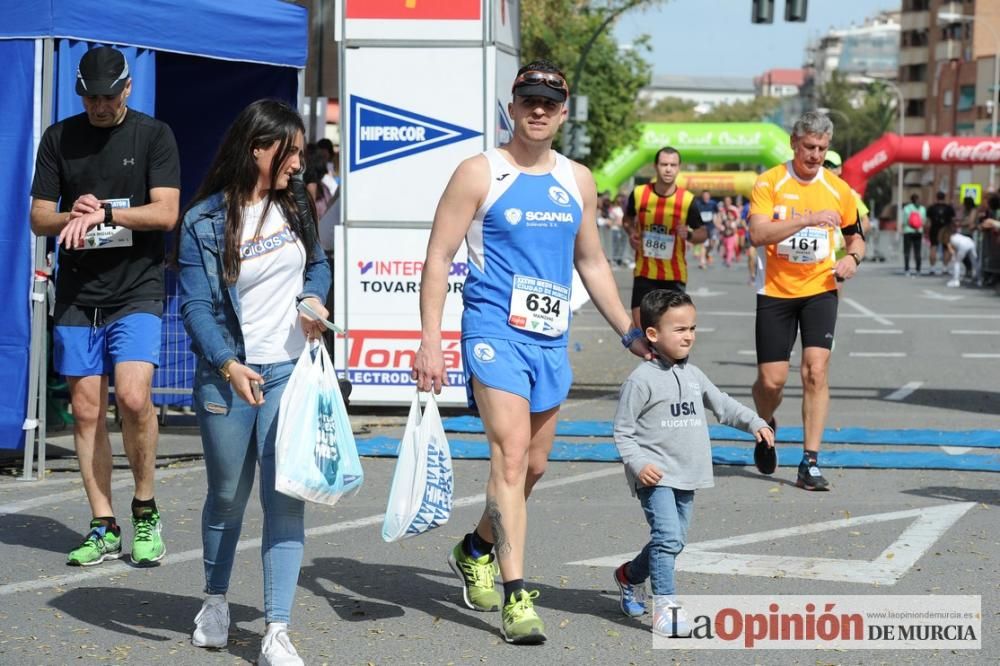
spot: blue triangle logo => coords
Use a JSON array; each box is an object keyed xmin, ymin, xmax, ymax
[{"xmin": 349, "ymin": 96, "xmax": 482, "ymax": 172}]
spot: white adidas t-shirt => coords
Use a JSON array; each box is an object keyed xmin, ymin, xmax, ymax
[{"xmin": 237, "ymin": 200, "xmax": 307, "ymax": 363}]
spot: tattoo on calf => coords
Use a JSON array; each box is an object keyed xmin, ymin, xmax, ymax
[{"xmin": 486, "ymin": 498, "xmax": 511, "ymax": 557}]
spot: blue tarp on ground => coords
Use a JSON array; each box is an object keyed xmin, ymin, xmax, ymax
[
  {"xmin": 440, "ymin": 416, "xmax": 1000, "ymax": 448},
  {"xmin": 357, "ymin": 437, "xmax": 1000, "ymax": 472},
  {"xmin": 0, "ymin": 1, "xmax": 306, "ymax": 449}
]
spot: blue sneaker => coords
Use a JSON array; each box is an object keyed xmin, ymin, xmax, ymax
[{"xmin": 613, "ymin": 563, "xmax": 647, "ymax": 617}]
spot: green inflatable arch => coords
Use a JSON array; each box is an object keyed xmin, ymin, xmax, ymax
[{"xmin": 593, "ymin": 122, "xmax": 794, "ymax": 194}]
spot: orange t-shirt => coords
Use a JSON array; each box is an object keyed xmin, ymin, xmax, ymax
[
  {"xmin": 749, "ymin": 163, "xmax": 858, "ymax": 298},
  {"xmin": 629, "ymin": 184, "xmax": 698, "ymax": 283}
]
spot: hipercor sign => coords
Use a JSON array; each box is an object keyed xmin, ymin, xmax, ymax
[{"xmin": 350, "ymin": 96, "xmax": 481, "ymax": 172}]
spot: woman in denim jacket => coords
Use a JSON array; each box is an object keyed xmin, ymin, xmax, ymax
[{"xmin": 177, "ymin": 99, "xmax": 331, "ymax": 666}]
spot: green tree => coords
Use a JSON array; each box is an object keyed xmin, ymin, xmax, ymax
[
  {"xmin": 520, "ymin": 0, "xmax": 662, "ymax": 166},
  {"xmin": 640, "ymin": 94, "xmax": 781, "ymax": 124},
  {"xmin": 818, "ymin": 72, "xmax": 898, "ymax": 212}
]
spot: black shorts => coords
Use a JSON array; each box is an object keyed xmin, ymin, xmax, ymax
[
  {"xmin": 631, "ymin": 275, "xmax": 685, "ymax": 309},
  {"xmin": 755, "ymin": 290, "xmax": 838, "ymax": 364}
]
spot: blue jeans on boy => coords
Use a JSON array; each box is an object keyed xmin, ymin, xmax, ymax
[
  {"xmin": 627, "ymin": 485, "xmax": 694, "ymax": 597},
  {"xmin": 195, "ymin": 358, "xmax": 303, "ymax": 624}
]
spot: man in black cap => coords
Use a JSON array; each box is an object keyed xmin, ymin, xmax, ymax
[
  {"xmin": 412, "ymin": 59, "xmax": 649, "ymax": 644},
  {"xmin": 29, "ymin": 46, "xmax": 180, "ymax": 567}
]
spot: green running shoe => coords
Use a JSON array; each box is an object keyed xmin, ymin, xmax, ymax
[
  {"xmin": 130, "ymin": 511, "xmax": 165, "ymax": 566},
  {"xmin": 67, "ymin": 520, "xmax": 122, "ymax": 566},
  {"xmin": 501, "ymin": 589, "xmax": 547, "ymax": 645},
  {"xmin": 447, "ymin": 542, "xmax": 501, "ymax": 612}
]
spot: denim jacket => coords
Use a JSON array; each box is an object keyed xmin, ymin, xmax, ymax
[{"xmin": 178, "ymin": 192, "xmax": 332, "ymax": 372}]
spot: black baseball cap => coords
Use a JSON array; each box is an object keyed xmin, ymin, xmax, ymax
[{"xmin": 76, "ymin": 47, "xmax": 130, "ymax": 96}]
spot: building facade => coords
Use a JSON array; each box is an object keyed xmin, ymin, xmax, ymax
[
  {"xmin": 638, "ymin": 74, "xmax": 755, "ymax": 114},
  {"xmin": 900, "ymin": 0, "xmax": 1000, "ymax": 199}
]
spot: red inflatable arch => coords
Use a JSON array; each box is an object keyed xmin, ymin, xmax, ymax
[{"xmin": 840, "ymin": 133, "xmax": 1000, "ymax": 196}]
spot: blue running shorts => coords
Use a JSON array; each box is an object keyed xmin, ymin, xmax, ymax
[
  {"xmin": 54, "ymin": 312, "xmax": 162, "ymax": 377},
  {"xmin": 463, "ymin": 338, "xmax": 572, "ymax": 413}
]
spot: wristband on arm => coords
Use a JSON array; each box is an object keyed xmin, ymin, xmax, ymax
[{"xmin": 621, "ymin": 327, "xmax": 645, "ymax": 349}]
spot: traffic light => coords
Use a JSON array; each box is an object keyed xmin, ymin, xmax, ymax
[
  {"xmin": 752, "ymin": 0, "xmax": 806, "ymax": 23},
  {"xmin": 785, "ymin": 0, "xmax": 807, "ymax": 22},
  {"xmin": 570, "ymin": 124, "xmax": 591, "ymax": 159},
  {"xmin": 752, "ymin": 0, "xmax": 774, "ymax": 24}
]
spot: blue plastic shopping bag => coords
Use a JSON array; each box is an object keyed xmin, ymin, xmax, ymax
[
  {"xmin": 382, "ymin": 392, "xmax": 453, "ymax": 542},
  {"xmin": 276, "ymin": 342, "xmax": 363, "ymax": 505}
]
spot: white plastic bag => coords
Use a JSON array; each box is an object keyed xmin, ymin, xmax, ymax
[
  {"xmin": 275, "ymin": 342, "xmax": 363, "ymax": 505},
  {"xmin": 381, "ymin": 392, "xmax": 453, "ymax": 542}
]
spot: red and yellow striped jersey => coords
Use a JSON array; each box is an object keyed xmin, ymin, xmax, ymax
[{"xmin": 628, "ymin": 183, "xmax": 700, "ymax": 283}]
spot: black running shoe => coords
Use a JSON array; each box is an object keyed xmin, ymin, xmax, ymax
[
  {"xmin": 796, "ymin": 459, "xmax": 830, "ymax": 491},
  {"xmin": 754, "ymin": 440, "xmax": 777, "ymax": 475}
]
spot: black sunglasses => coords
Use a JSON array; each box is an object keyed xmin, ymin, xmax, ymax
[{"xmin": 512, "ymin": 71, "xmax": 568, "ymax": 95}]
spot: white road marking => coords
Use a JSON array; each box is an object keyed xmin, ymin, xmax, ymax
[
  {"xmin": 688, "ymin": 286, "xmax": 725, "ymax": 297},
  {"xmin": 849, "ymin": 352, "xmax": 906, "ymax": 358},
  {"xmin": 569, "ymin": 502, "xmax": 976, "ymax": 585},
  {"xmin": 841, "ymin": 297, "xmax": 894, "ymax": 326},
  {"xmin": 0, "ymin": 466, "xmax": 206, "ymax": 516},
  {"xmin": 885, "ymin": 381, "xmax": 923, "ymax": 401},
  {"xmin": 0, "ymin": 466, "xmax": 620, "ymax": 597},
  {"xmin": 921, "ymin": 289, "xmax": 963, "ymax": 302},
  {"xmin": 962, "ymin": 353, "xmax": 1000, "ymax": 359},
  {"xmin": 950, "ymin": 330, "xmax": 999, "ymax": 335},
  {"xmin": 854, "ymin": 329, "xmax": 902, "ymax": 335}
]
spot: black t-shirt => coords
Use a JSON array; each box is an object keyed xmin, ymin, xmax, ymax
[
  {"xmin": 626, "ymin": 188, "xmax": 703, "ymax": 229},
  {"xmin": 926, "ymin": 202, "xmax": 955, "ymax": 236},
  {"xmin": 31, "ymin": 109, "xmax": 180, "ymax": 307}
]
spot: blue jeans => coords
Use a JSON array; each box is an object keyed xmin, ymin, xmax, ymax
[
  {"xmin": 195, "ymin": 358, "xmax": 304, "ymax": 624},
  {"xmin": 627, "ymin": 485, "xmax": 694, "ymax": 597}
]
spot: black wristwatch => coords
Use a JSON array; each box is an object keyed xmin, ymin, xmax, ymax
[
  {"xmin": 102, "ymin": 202, "xmax": 113, "ymax": 225},
  {"xmin": 848, "ymin": 252, "xmax": 862, "ymax": 266}
]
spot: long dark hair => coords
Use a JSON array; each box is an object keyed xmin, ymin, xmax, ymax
[{"xmin": 182, "ymin": 99, "xmax": 317, "ymax": 284}]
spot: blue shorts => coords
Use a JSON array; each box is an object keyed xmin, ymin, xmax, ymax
[
  {"xmin": 54, "ymin": 313, "xmax": 162, "ymax": 377},
  {"xmin": 463, "ymin": 338, "xmax": 572, "ymax": 413}
]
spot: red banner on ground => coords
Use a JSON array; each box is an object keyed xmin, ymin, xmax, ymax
[{"xmin": 345, "ymin": 0, "xmax": 481, "ymax": 20}]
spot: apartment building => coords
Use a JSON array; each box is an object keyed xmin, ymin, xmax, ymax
[{"xmin": 900, "ymin": 0, "xmax": 1000, "ymax": 198}]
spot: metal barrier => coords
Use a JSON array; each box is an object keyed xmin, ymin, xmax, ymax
[{"xmin": 152, "ymin": 270, "xmax": 195, "ymax": 417}]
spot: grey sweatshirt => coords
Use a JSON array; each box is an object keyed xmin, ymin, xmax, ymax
[{"xmin": 613, "ymin": 356, "xmax": 768, "ymax": 494}]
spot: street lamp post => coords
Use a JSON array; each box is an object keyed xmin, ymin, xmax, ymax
[
  {"xmin": 939, "ymin": 11, "xmax": 999, "ymax": 192},
  {"xmin": 560, "ymin": 0, "xmax": 646, "ymax": 155}
]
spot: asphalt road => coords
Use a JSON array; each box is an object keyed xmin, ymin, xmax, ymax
[{"xmin": 0, "ymin": 257, "xmax": 996, "ymax": 665}]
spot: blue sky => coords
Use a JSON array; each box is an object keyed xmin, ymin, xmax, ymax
[{"xmin": 614, "ymin": 0, "xmax": 900, "ymax": 78}]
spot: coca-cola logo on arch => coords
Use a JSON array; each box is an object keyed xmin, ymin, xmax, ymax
[
  {"xmin": 862, "ymin": 150, "xmax": 888, "ymax": 174},
  {"xmin": 941, "ymin": 140, "xmax": 1000, "ymax": 162}
]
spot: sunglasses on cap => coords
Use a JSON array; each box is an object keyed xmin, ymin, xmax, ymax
[
  {"xmin": 823, "ymin": 160, "xmax": 841, "ymax": 169},
  {"xmin": 512, "ymin": 71, "xmax": 569, "ymax": 95}
]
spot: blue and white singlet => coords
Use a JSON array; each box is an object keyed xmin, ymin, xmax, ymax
[{"xmin": 461, "ymin": 148, "xmax": 583, "ymax": 347}]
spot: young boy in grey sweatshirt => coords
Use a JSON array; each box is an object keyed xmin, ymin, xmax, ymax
[{"xmin": 612, "ymin": 289, "xmax": 774, "ymax": 637}]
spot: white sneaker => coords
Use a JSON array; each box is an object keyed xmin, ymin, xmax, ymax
[
  {"xmin": 192, "ymin": 594, "xmax": 229, "ymax": 648},
  {"xmin": 946, "ymin": 280, "xmax": 960, "ymax": 288},
  {"xmin": 652, "ymin": 595, "xmax": 693, "ymax": 637},
  {"xmin": 259, "ymin": 623, "xmax": 303, "ymax": 666}
]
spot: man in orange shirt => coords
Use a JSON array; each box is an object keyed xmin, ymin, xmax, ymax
[
  {"xmin": 623, "ymin": 147, "xmax": 707, "ymax": 327},
  {"xmin": 748, "ymin": 112, "xmax": 865, "ymax": 491}
]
